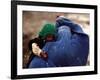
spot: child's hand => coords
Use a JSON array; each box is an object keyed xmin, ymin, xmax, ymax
[{"xmin": 40, "ymin": 51, "xmax": 48, "ymax": 60}]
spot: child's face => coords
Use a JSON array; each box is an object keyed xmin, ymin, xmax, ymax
[{"xmin": 45, "ymin": 34, "xmax": 54, "ymax": 42}]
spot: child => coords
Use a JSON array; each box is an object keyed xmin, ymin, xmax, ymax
[{"xmin": 28, "ymin": 23, "xmax": 57, "ymax": 68}]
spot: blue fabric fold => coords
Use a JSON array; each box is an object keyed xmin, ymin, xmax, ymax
[{"xmin": 56, "ymin": 17, "xmax": 87, "ymax": 35}]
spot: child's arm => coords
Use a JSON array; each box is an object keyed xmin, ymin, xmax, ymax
[{"xmin": 32, "ymin": 43, "xmax": 48, "ymax": 60}]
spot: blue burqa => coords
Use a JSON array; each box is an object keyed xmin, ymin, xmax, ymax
[{"xmin": 29, "ymin": 17, "xmax": 89, "ymax": 68}]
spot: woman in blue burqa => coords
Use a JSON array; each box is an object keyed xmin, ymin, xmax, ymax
[{"xmin": 28, "ymin": 16, "xmax": 89, "ymax": 68}]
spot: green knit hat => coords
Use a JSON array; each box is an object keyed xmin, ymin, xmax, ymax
[{"xmin": 39, "ymin": 23, "xmax": 56, "ymax": 39}]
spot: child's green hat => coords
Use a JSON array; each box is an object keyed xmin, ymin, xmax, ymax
[{"xmin": 39, "ymin": 23, "xmax": 56, "ymax": 39}]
